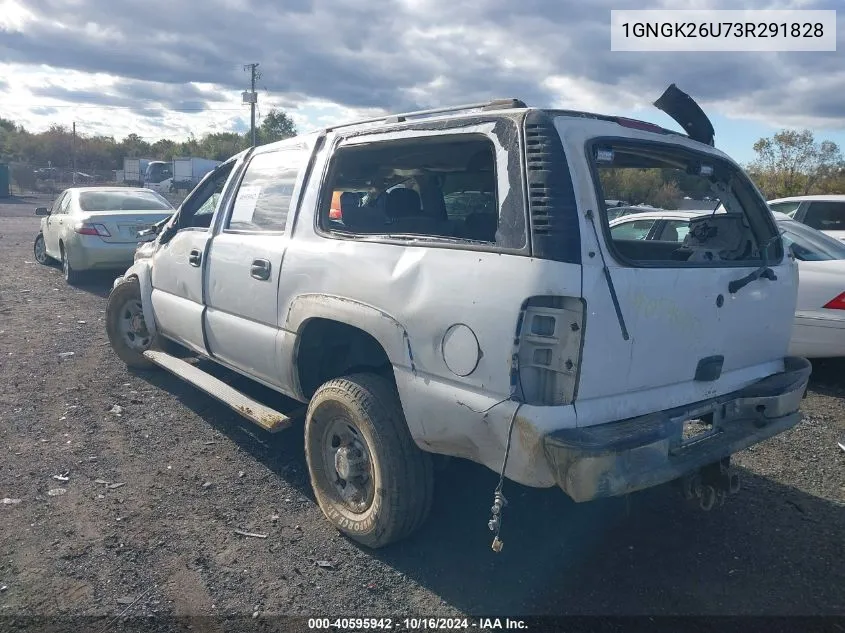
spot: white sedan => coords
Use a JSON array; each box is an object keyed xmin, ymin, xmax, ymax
[
  {"xmin": 609, "ymin": 210, "xmax": 845, "ymax": 358},
  {"xmin": 33, "ymin": 187, "xmax": 174, "ymax": 285},
  {"xmin": 767, "ymin": 195, "xmax": 845, "ymax": 242}
]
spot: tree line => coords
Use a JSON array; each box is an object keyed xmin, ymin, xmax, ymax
[
  {"xmin": 1, "ymin": 108, "xmax": 843, "ymax": 204},
  {"xmin": 0, "ymin": 109, "xmax": 297, "ymax": 173}
]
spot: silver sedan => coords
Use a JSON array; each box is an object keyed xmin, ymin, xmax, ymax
[{"xmin": 33, "ymin": 187, "xmax": 174, "ymax": 284}]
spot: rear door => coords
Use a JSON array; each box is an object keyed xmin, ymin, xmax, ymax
[
  {"xmin": 554, "ymin": 118, "xmax": 797, "ymax": 423},
  {"xmin": 44, "ymin": 192, "xmax": 69, "ymax": 256},
  {"xmin": 203, "ymin": 135, "xmax": 317, "ymax": 386}
]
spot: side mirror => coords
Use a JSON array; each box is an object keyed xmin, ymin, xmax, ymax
[{"xmin": 35, "ymin": 207, "xmax": 49, "ymax": 216}]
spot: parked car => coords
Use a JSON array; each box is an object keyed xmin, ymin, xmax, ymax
[
  {"xmin": 610, "ymin": 210, "xmax": 845, "ymax": 358},
  {"xmin": 33, "ymin": 187, "xmax": 174, "ymax": 284},
  {"xmin": 608, "ymin": 209, "xmax": 702, "ymax": 241},
  {"xmin": 768, "ymin": 195, "xmax": 845, "ymax": 242},
  {"xmin": 605, "ymin": 204, "xmax": 666, "ymax": 222},
  {"xmin": 104, "ymin": 85, "xmax": 810, "ymax": 549}
]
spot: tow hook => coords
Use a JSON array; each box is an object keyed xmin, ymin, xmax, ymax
[{"xmin": 681, "ymin": 458, "xmax": 740, "ymax": 511}]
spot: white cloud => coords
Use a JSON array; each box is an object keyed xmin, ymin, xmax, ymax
[{"xmin": 0, "ymin": 0, "xmax": 842, "ymax": 144}]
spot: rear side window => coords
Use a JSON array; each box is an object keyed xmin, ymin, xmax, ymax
[
  {"xmin": 319, "ymin": 134, "xmax": 511, "ymax": 246},
  {"xmin": 803, "ymin": 201, "xmax": 845, "ymax": 231},
  {"xmin": 592, "ymin": 141, "xmax": 781, "ymax": 266},
  {"xmin": 227, "ymin": 148, "xmax": 306, "ymax": 232},
  {"xmin": 57, "ymin": 193, "xmax": 72, "ymax": 215}
]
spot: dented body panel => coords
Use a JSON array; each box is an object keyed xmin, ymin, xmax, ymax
[{"xmin": 112, "ymin": 100, "xmax": 809, "ymax": 497}]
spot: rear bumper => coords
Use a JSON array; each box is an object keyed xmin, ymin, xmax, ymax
[
  {"xmin": 69, "ymin": 236, "xmax": 138, "ymax": 271},
  {"xmin": 543, "ymin": 356, "xmax": 811, "ymax": 502}
]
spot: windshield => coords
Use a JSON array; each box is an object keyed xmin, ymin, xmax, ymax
[
  {"xmin": 780, "ymin": 220, "xmax": 845, "ymax": 261},
  {"xmin": 79, "ymin": 190, "xmax": 173, "ymax": 212}
]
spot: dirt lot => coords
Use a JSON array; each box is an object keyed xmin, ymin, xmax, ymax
[{"xmin": 1, "ymin": 195, "xmax": 844, "ymax": 627}]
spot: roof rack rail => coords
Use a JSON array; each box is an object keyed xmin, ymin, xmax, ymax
[{"xmin": 325, "ymin": 98, "xmax": 527, "ymax": 132}]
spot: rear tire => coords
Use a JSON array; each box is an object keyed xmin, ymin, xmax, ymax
[
  {"xmin": 304, "ymin": 373, "xmax": 434, "ymax": 548},
  {"xmin": 33, "ymin": 234, "xmax": 52, "ymax": 265},
  {"xmin": 105, "ymin": 277, "xmax": 157, "ymax": 370},
  {"xmin": 60, "ymin": 244, "xmax": 82, "ymax": 285}
]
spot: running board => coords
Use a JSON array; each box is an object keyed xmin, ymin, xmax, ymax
[{"xmin": 143, "ymin": 350, "xmax": 296, "ymax": 432}]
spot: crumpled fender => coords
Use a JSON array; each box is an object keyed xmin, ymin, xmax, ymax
[{"xmin": 114, "ymin": 260, "xmax": 157, "ymax": 338}]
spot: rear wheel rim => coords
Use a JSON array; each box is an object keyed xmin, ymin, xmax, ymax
[
  {"xmin": 117, "ymin": 298, "xmax": 151, "ymax": 350},
  {"xmin": 319, "ymin": 415, "xmax": 375, "ymax": 514},
  {"xmin": 62, "ymin": 250, "xmax": 69, "ymax": 278},
  {"xmin": 34, "ymin": 236, "xmax": 46, "ymax": 263}
]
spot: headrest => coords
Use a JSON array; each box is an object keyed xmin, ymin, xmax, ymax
[
  {"xmin": 339, "ymin": 191, "xmax": 360, "ymax": 214},
  {"xmin": 385, "ymin": 188, "xmax": 422, "ymax": 219}
]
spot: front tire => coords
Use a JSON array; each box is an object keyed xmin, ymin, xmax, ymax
[
  {"xmin": 105, "ymin": 277, "xmax": 157, "ymax": 369},
  {"xmin": 305, "ymin": 373, "xmax": 434, "ymax": 548},
  {"xmin": 60, "ymin": 244, "xmax": 82, "ymax": 285},
  {"xmin": 34, "ymin": 234, "xmax": 52, "ymax": 265}
]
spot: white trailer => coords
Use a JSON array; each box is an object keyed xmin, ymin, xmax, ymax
[
  {"xmin": 172, "ymin": 157, "xmax": 221, "ymax": 191},
  {"xmin": 122, "ymin": 158, "xmax": 152, "ymax": 186}
]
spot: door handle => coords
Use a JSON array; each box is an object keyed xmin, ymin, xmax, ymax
[
  {"xmin": 188, "ymin": 249, "xmax": 202, "ymax": 267},
  {"xmin": 250, "ymin": 258, "xmax": 271, "ymax": 280}
]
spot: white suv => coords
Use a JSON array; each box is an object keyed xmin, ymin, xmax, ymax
[{"xmin": 105, "ymin": 85, "xmax": 811, "ymax": 549}]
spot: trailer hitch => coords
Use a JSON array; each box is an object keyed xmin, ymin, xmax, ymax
[{"xmin": 680, "ymin": 458, "xmax": 740, "ymax": 511}]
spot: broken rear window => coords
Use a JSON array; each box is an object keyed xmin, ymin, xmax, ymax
[{"xmin": 591, "ymin": 141, "xmax": 782, "ymax": 267}]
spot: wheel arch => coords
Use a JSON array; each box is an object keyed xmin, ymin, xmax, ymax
[
  {"xmin": 286, "ymin": 294, "xmax": 415, "ymax": 399},
  {"xmin": 116, "ymin": 261, "xmax": 157, "ymax": 338}
]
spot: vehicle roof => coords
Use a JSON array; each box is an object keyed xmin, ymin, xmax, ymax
[
  {"xmin": 768, "ymin": 195, "xmax": 845, "ymax": 203},
  {"xmin": 270, "ymin": 98, "xmax": 687, "ymax": 143}
]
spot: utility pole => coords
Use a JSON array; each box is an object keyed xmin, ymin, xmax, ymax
[
  {"xmin": 243, "ymin": 63, "xmax": 260, "ymax": 146},
  {"xmin": 72, "ymin": 122, "xmax": 77, "ymax": 185}
]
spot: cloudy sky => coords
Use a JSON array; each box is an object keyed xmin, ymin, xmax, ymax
[{"xmin": 0, "ymin": 0, "xmax": 842, "ymax": 162}]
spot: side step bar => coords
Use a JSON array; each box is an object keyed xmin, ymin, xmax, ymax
[{"xmin": 143, "ymin": 350, "xmax": 297, "ymax": 432}]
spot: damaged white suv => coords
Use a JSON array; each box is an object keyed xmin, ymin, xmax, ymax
[{"xmin": 106, "ymin": 85, "xmax": 811, "ymax": 549}]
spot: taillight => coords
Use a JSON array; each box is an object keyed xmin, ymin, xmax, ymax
[
  {"xmin": 75, "ymin": 223, "xmax": 111, "ymax": 237},
  {"xmin": 513, "ymin": 296, "xmax": 585, "ymax": 406},
  {"xmin": 823, "ymin": 292, "xmax": 845, "ymax": 310}
]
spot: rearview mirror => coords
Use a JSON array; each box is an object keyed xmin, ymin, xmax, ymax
[{"xmin": 35, "ymin": 207, "xmax": 49, "ymax": 216}]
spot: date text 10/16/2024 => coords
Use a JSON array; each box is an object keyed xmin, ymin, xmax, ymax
[{"xmin": 308, "ymin": 617, "xmax": 528, "ymax": 630}]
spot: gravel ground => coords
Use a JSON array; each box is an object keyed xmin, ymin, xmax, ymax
[{"xmin": 1, "ymin": 195, "xmax": 844, "ymax": 626}]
